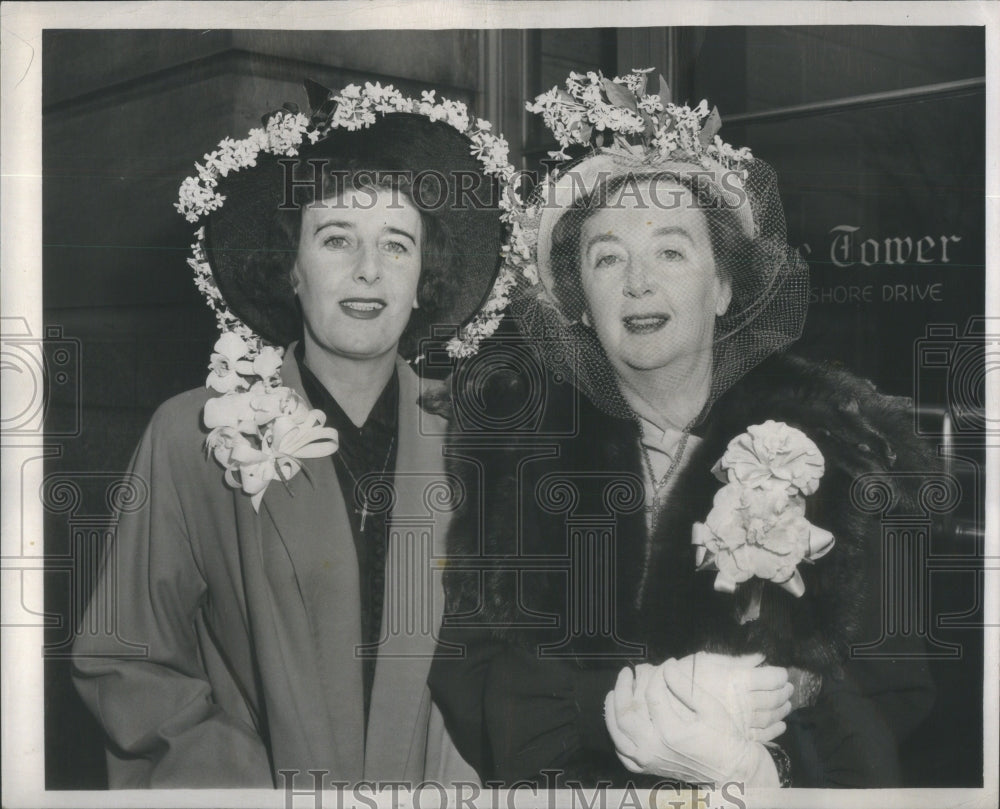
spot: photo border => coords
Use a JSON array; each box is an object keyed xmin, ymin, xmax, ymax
[{"xmin": 2, "ymin": 2, "xmax": 997, "ymax": 807}]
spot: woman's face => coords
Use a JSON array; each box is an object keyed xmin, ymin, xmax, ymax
[
  {"xmin": 292, "ymin": 186, "xmax": 422, "ymax": 362},
  {"xmin": 579, "ymin": 179, "xmax": 732, "ymax": 378}
]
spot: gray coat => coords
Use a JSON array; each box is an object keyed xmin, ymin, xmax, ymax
[{"xmin": 73, "ymin": 350, "xmax": 473, "ymax": 787}]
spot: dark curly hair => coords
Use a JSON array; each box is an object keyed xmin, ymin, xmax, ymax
[
  {"xmin": 549, "ymin": 171, "xmax": 755, "ymax": 322},
  {"xmin": 243, "ymin": 154, "xmax": 462, "ymax": 357}
]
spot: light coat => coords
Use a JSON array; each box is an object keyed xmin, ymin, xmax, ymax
[{"xmin": 73, "ymin": 350, "xmax": 473, "ymax": 788}]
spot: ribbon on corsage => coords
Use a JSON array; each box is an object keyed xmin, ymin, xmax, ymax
[
  {"xmin": 202, "ymin": 334, "xmax": 339, "ymax": 512},
  {"xmin": 692, "ymin": 421, "xmax": 835, "ymax": 617}
]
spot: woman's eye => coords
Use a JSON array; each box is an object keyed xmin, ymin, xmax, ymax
[
  {"xmin": 383, "ymin": 240, "xmax": 410, "ymax": 255},
  {"xmin": 323, "ymin": 235, "xmax": 349, "ymax": 249},
  {"xmin": 658, "ymin": 248, "xmax": 684, "ymax": 261},
  {"xmin": 593, "ymin": 253, "xmax": 623, "ymax": 268}
]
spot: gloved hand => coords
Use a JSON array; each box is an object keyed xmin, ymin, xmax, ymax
[
  {"xmin": 676, "ymin": 652, "xmax": 793, "ymax": 741},
  {"xmin": 603, "ymin": 653, "xmax": 791, "ymax": 786}
]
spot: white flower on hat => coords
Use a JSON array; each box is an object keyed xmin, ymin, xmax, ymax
[
  {"xmin": 179, "ymin": 81, "xmax": 531, "ymax": 366},
  {"xmin": 177, "ymin": 80, "xmax": 534, "ymax": 510}
]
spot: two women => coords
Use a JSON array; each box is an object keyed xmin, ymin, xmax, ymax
[
  {"xmin": 431, "ymin": 70, "xmax": 935, "ymax": 788},
  {"xmin": 74, "ymin": 68, "xmax": 933, "ymax": 791}
]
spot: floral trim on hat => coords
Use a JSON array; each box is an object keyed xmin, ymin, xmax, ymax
[
  {"xmin": 509, "ymin": 68, "xmax": 759, "ymax": 336},
  {"xmin": 179, "ymin": 82, "xmax": 531, "ymax": 363},
  {"xmin": 178, "ymin": 82, "xmax": 532, "ymax": 510},
  {"xmin": 526, "ymin": 67, "xmax": 753, "ymax": 168}
]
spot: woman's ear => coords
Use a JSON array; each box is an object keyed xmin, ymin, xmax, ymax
[{"xmin": 715, "ymin": 277, "xmax": 733, "ymax": 316}]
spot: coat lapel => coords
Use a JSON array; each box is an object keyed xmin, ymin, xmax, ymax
[
  {"xmin": 242, "ymin": 349, "xmax": 450, "ymax": 781},
  {"xmin": 364, "ymin": 359, "xmax": 453, "ymax": 780},
  {"xmin": 250, "ymin": 348, "xmax": 366, "ymax": 779}
]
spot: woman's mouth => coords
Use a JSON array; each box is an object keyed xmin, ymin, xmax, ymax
[
  {"xmin": 622, "ymin": 314, "xmax": 670, "ymax": 334},
  {"xmin": 339, "ymin": 298, "xmax": 386, "ymax": 320}
]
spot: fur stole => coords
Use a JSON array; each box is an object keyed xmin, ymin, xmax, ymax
[{"xmin": 440, "ymin": 352, "xmax": 938, "ymax": 675}]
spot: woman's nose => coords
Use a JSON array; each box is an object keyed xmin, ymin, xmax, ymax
[
  {"xmin": 352, "ymin": 245, "xmax": 382, "ymax": 284},
  {"xmin": 623, "ymin": 259, "xmax": 652, "ymax": 297}
]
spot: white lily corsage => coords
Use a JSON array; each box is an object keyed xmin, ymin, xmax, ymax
[
  {"xmin": 692, "ymin": 421, "xmax": 835, "ymax": 621},
  {"xmin": 202, "ymin": 334, "xmax": 339, "ymax": 512}
]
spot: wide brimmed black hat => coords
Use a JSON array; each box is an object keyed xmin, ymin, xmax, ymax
[{"xmin": 203, "ymin": 105, "xmax": 504, "ymax": 356}]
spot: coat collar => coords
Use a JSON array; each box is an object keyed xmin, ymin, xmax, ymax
[
  {"xmin": 249, "ymin": 346, "xmax": 451, "ymax": 780},
  {"xmin": 364, "ymin": 355, "xmax": 454, "ymax": 778}
]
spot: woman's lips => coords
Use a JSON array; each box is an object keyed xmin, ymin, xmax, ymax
[
  {"xmin": 339, "ymin": 298, "xmax": 386, "ymax": 320},
  {"xmin": 622, "ymin": 314, "xmax": 670, "ymax": 334}
]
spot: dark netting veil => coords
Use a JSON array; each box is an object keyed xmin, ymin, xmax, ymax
[{"xmin": 509, "ymin": 70, "xmax": 809, "ymax": 428}]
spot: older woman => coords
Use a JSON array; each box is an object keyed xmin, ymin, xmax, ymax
[
  {"xmin": 430, "ymin": 70, "xmax": 935, "ymax": 788},
  {"xmin": 71, "ymin": 80, "xmax": 519, "ymax": 787}
]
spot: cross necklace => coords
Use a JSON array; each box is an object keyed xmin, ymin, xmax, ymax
[{"xmin": 335, "ymin": 435, "xmax": 396, "ymax": 531}]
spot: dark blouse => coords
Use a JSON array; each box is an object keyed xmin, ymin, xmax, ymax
[{"xmin": 296, "ymin": 343, "xmax": 399, "ymax": 725}]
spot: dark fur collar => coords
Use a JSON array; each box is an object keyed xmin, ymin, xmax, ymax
[{"xmin": 443, "ymin": 352, "xmax": 937, "ymax": 673}]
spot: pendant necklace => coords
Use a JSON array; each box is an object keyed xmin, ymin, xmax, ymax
[
  {"xmin": 639, "ymin": 430, "xmax": 692, "ymax": 522},
  {"xmin": 336, "ymin": 435, "xmax": 396, "ymax": 531},
  {"xmin": 635, "ymin": 429, "xmax": 692, "ymax": 609}
]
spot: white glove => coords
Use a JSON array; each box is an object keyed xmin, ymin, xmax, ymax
[
  {"xmin": 675, "ymin": 652, "xmax": 793, "ymax": 742},
  {"xmin": 603, "ymin": 654, "xmax": 791, "ymax": 786}
]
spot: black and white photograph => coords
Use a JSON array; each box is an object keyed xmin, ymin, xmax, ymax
[{"xmin": 1, "ymin": 2, "xmax": 997, "ymax": 807}]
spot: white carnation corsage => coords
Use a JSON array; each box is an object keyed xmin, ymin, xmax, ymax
[
  {"xmin": 692, "ymin": 421, "xmax": 834, "ymax": 621},
  {"xmin": 202, "ymin": 334, "xmax": 339, "ymax": 512}
]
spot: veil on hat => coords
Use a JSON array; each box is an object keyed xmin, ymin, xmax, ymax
[{"xmin": 509, "ymin": 69, "xmax": 809, "ymax": 424}]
